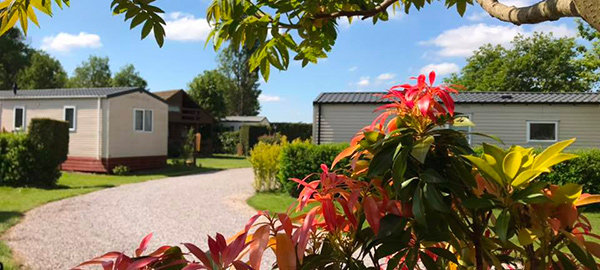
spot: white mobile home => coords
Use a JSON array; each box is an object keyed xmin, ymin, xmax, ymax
[
  {"xmin": 0, "ymin": 87, "xmax": 168, "ymax": 172},
  {"xmin": 313, "ymin": 92, "xmax": 600, "ymax": 149}
]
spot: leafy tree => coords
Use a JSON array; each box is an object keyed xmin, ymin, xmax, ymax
[
  {"xmin": 2, "ymin": 0, "xmax": 600, "ymax": 81},
  {"xmin": 218, "ymin": 45, "xmax": 262, "ymax": 116},
  {"xmin": 0, "ymin": 28, "xmax": 32, "ymax": 89},
  {"xmin": 446, "ymin": 32, "xmax": 599, "ymax": 92},
  {"xmin": 17, "ymin": 51, "xmax": 67, "ymax": 89},
  {"xmin": 187, "ymin": 70, "xmax": 232, "ymax": 119},
  {"xmin": 69, "ymin": 55, "xmax": 112, "ymax": 88},
  {"xmin": 112, "ymin": 64, "xmax": 148, "ymax": 89}
]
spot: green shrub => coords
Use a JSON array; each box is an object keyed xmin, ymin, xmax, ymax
[
  {"xmin": 540, "ymin": 148, "xmax": 600, "ymax": 194},
  {"xmin": 28, "ymin": 118, "xmax": 69, "ymax": 186},
  {"xmin": 0, "ymin": 133, "xmax": 34, "ymax": 186},
  {"xmin": 271, "ymin": 122, "xmax": 312, "ymax": 141},
  {"xmin": 218, "ymin": 131, "xmax": 240, "ymax": 154},
  {"xmin": 112, "ymin": 165, "xmax": 130, "ymax": 175},
  {"xmin": 239, "ymin": 125, "xmax": 269, "ymax": 155},
  {"xmin": 278, "ymin": 140, "xmax": 349, "ymax": 197},
  {"xmin": 249, "ymin": 140, "xmax": 287, "ymax": 192},
  {"xmin": 258, "ymin": 133, "xmax": 285, "ymax": 145},
  {"xmin": 0, "ymin": 119, "xmax": 69, "ymax": 187}
]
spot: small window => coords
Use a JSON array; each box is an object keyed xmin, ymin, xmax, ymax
[
  {"xmin": 14, "ymin": 106, "xmax": 25, "ymax": 130},
  {"xmin": 64, "ymin": 106, "xmax": 76, "ymax": 131},
  {"xmin": 450, "ymin": 114, "xmax": 472, "ymax": 144},
  {"xmin": 144, "ymin": 110, "xmax": 153, "ymax": 132},
  {"xmin": 527, "ymin": 121, "xmax": 558, "ymax": 142},
  {"xmin": 134, "ymin": 109, "xmax": 153, "ymax": 132}
]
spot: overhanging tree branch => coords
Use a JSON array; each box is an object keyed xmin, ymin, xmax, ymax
[
  {"xmin": 475, "ymin": 0, "xmax": 580, "ymax": 24},
  {"xmin": 313, "ymin": 0, "xmax": 399, "ymax": 20}
]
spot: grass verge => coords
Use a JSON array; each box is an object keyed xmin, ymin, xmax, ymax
[{"xmin": 0, "ymin": 154, "xmax": 249, "ymax": 270}]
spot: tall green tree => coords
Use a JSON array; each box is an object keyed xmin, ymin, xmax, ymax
[
  {"xmin": 17, "ymin": 51, "xmax": 68, "ymax": 89},
  {"xmin": 112, "ymin": 64, "xmax": 148, "ymax": 88},
  {"xmin": 445, "ymin": 31, "xmax": 599, "ymax": 92},
  {"xmin": 188, "ymin": 70, "xmax": 232, "ymax": 119},
  {"xmin": 218, "ymin": 45, "xmax": 262, "ymax": 116},
  {"xmin": 0, "ymin": 28, "xmax": 32, "ymax": 90},
  {"xmin": 69, "ymin": 55, "xmax": 112, "ymax": 88}
]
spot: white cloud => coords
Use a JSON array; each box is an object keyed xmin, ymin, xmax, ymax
[
  {"xmin": 499, "ymin": 0, "xmax": 534, "ymax": 6},
  {"xmin": 357, "ymin": 77, "xmax": 370, "ymax": 87},
  {"xmin": 348, "ymin": 66, "xmax": 358, "ymax": 72},
  {"xmin": 467, "ymin": 11, "xmax": 488, "ymax": 21},
  {"xmin": 164, "ymin": 12, "xmax": 212, "ymax": 42},
  {"xmin": 420, "ymin": 63, "xmax": 460, "ymax": 76},
  {"xmin": 41, "ymin": 32, "xmax": 102, "ymax": 52},
  {"xmin": 421, "ymin": 23, "xmax": 576, "ymax": 57},
  {"xmin": 259, "ymin": 94, "xmax": 282, "ymax": 102},
  {"xmin": 532, "ymin": 23, "xmax": 577, "ymax": 37},
  {"xmin": 377, "ymin": 73, "xmax": 396, "ymax": 81}
]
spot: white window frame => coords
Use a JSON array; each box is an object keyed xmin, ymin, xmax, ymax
[
  {"xmin": 133, "ymin": 108, "xmax": 154, "ymax": 133},
  {"xmin": 446, "ymin": 114, "xmax": 473, "ymax": 145},
  {"xmin": 63, "ymin": 106, "xmax": 77, "ymax": 132},
  {"xmin": 526, "ymin": 120, "xmax": 559, "ymax": 143},
  {"xmin": 13, "ymin": 106, "xmax": 25, "ymax": 131}
]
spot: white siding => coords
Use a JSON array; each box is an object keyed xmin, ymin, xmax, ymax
[
  {"xmin": 314, "ymin": 103, "xmax": 600, "ymax": 149},
  {"xmin": 0, "ymin": 98, "xmax": 102, "ymax": 157},
  {"xmin": 107, "ymin": 92, "xmax": 168, "ymax": 158}
]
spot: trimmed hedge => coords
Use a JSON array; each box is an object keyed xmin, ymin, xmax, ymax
[
  {"xmin": 240, "ymin": 125, "xmax": 270, "ymax": 155},
  {"xmin": 541, "ymin": 148, "xmax": 600, "ymax": 194},
  {"xmin": 271, "ymin": 122, "xmax": 312, "ymax": 141},
  {"xmin": 0, "ymin": 118, "xmax": 69, "ymax": 187},
  {"xmin": 278, "ymin": 140, "xmax": 349, "ymax": 197}
]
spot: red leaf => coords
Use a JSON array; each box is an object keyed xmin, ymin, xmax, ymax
[
  {"xmin": 182, "ymin": 263, "xmax": 205, "ymax": 270},
  {"xmin": 183, "ymin": 243, "xmax": 213, "ymax": 269},
  {"xmin": 125, "ymin": 257, "xmax": 157, "ymax": 270},
  {"xmin": 363, "ymin": 196, "xmax": 381, "ymax": 234},
  {"xmin": 429, "ymin": 71, "xmax": 436, "ymax": 85},
  {"xmin": 135, "ymin": 233, "xmax": 153, "ymax": 257},
  {"xmin": 332, "ymin": 144, "xmax": 360, "ymax": 169},
  {"xmin": 275, "ymin": 233, "xmax": 297, "ymax": 270},
  {"xmin": 248, "ymin": 224, "xmax": 270, "ymax": 269},
  {"xmin": 147, "ymin": 245, "xmax": 172, "ymax": 257},
  {"xmin": 296, "ymin": 207, "xmax": 318, "ymax": 263},
  {"xmin": 102, "ymin": 261, "xmax": 114, "ymax": 270},
  {"xmin": 437, "ymin": 90, "xmax": 454, "ymax": 116},
  {"xmin": 322, "ymin": 198, "xmax": 338, "ymax": 231},
  {"xmin": 278, "ymin": 213, "xmax": 294, "ymax": 237},
  {"xmin": 245, "ymin": 212, "xmax": 263, "ymax": 232},
  {"xmin": 417, "ymin": 74, "xmax": 426, "ymax": 87},
  {"xmin": 417, "ymin": 93, "xmax": 432, "ymax": 118},
  {"xmin": 222, "ymin": 232, "xmax": 247, "ymax": 266},
  {"xmin": 207, "ymin": 236, "xmax": 221, "ymax": 264},
  {"xmin": 232, "ymin": 261, "xmax": 252, "ymax": 270}
]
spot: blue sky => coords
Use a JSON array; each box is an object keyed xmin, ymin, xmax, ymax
[{"xmin": 21, "ymin": 0, "xmax": 580, "ymax": 122}]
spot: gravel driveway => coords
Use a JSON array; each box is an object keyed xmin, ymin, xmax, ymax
[{"xmin": 3, "ymin": 168, "xmax": 273, "ymax": 270}]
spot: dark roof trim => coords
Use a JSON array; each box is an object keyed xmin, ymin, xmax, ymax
[
  {"xmin": 313, "ymin": 91, "xmax": 600, "ymax": 105},
  {"xmin": 107, "ymin": 88, "xmax": 168, "ymax": 104}
]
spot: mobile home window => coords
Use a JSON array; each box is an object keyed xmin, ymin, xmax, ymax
[
  {"xmin": 14, "ymin": 106, "xmax": 25, "ymax": 130},
  {"xmin": 527, "ymin": 121, "xmax": 558, "ymax": 142},
  {"xmin": 64, "ymin": 106, "xmax": 76, "ymax": 131},
  {"xmin": 449, "ymin": 114, "xmax": 472, "ymax": 144},
  {"xmin": 134, "ymin": 109, "xmax": 153, "ymax": 132}
]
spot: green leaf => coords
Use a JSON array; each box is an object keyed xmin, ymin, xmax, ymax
[
  {"xmin": 427, "ymin": 247, "xmax": 458, "ymax": 264},
  {"xmin": 495, "ymin": 210, "xmax": 511, "ymax": 243},
  {"xmin": 556, "ymin": 251, "xmax": 577, "ymax": 270},
  {"xmin": 412, "ymin": 187, "xmax": 426, "ymax": 226},
  {"xmin": 419, "ymin": 251, "xmax": 438, "ymax": 270},
  {"xmin": 456, "ymin": 0, "xmax": 466, "ymax": 16},
  {"xmin": 462, "ymin": 197, "xmax": 498, "ymax": 210},
  {"xmin": 411, "ymin": 135, "xmax": 434, "ymax": 163},
  {"xmin": 367, "ymin": 145, "xmax": 396, "ymax": 178},
  {"xmin": 421, "ymin": 169, "xmax": 447, "ymax": 184},
  {"xmin": 130, "ymin": 13, "xmax": 147, "ymax": 29},
  {"xmin": 533, "ymin": 138, "xmax": 576, "ymax": 169},
  {"xmin": 502, "ymin": 151, "xmax": 522, "ymax": 179},
  {"xmin": 462, "ymin": 155, "xmax": 504, "ymax": 185},
  {"xmin": 424, "ymin": 183, "xmax": 450, "ymax": 213},
  {"xmin": 141, "ymin": 19, "xmax": 153, "ymax": 39},
  {"xmin": 568, "ymin": 242, "xmax": 598, "ymax": 270},
  {"xmin": 153, "ymin": 22, "xmax": 164, "ymax": 47},
  {"xmin": 511, "ymin": 169, "xmax": 543, "ymax": 187}
]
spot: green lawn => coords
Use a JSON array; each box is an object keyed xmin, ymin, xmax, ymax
[
  {"xmin": 0, "ymin": 154, "xmax": 249, "ymax": 270},
  {"xmin": 247, "ymin": 192, "xmax": 299, "ymax": 214}
]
